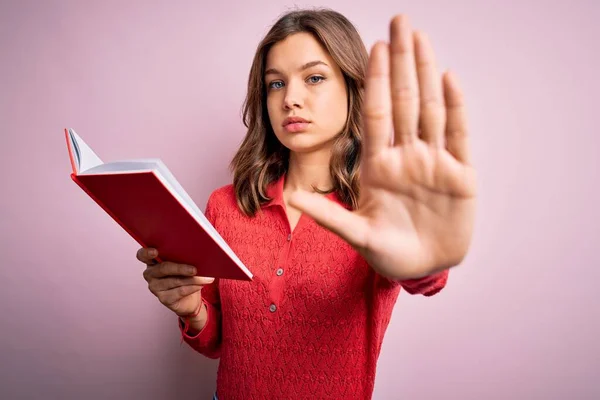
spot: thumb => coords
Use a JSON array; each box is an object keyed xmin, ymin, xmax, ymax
[{"xmin": 287, "ymin": 190, "xmax": 368, "ymax": 248}]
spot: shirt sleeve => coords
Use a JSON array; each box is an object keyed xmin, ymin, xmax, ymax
[
  {"xmin": 178, "ymin": 279, "xmax": 222, "ymax": 359},
  {"xmin": 176, "ymin": 190, "xmax": 223, "ymax": 358}
]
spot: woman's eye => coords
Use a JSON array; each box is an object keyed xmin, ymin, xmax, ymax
[
  {"xmin": 268, "ymin": 81, "xmax": 284, "ymax": 89},
  {"xmin": 267, "ymin": 76, "xmax": 324, "ymax": 90}
]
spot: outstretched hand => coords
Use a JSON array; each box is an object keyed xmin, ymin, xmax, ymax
[{"xmin": 289, "ymin": 15, "xmax": 477, "ymax": 280}]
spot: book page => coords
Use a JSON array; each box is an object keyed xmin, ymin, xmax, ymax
[
  {"xmin": 82, "ymin": 160, "xmax": 159, "ymax": 175},
  {"xmin": 69, "ymin": 129, "xmax": 103, "ymax": 173}
]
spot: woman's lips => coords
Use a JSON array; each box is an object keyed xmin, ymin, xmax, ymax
[{"xmin": 283, "ymin": 122, "xmax": 310, "ymax": 133}]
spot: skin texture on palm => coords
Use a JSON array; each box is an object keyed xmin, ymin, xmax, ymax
[{"xmin": 288, "ymin": 15, "xmax": 477, "ymax": 280}]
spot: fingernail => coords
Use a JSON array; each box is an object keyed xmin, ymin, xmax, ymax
[
  {"xmin": 189, "ymin": 266, "xmax": 197, "ymax": 275},
  {"xmin": 149, "ymin": 249, "xmax": 157, "ymax": 257},
  {"xmin": 206, "ymin": 277, "xmax": 215, "ymax": 283}
]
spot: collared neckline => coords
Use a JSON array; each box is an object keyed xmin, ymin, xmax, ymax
[{"xmin": 263, "ymin": 173, "xmax": 342, "ymax": 209}]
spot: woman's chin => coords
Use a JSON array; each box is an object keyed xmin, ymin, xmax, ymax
[
  {"xmin": 281, "ymin": 139, "xmax": 327, "ymax": 154},
  {"xmin": 277, "ymin": 133, "xmax": 337, "ymax": 155}
]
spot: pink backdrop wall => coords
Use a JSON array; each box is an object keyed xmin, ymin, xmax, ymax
[{"xmin": 1, "ymin": 0, "xmax": 598, "ymax": 398}]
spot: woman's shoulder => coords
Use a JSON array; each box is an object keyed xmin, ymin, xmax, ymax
[
  {"xmin": 206, "ymin": 183, "xmax": 236, "ymax": 209},
  {"xmin": 203, "ymin": 183, "xmax": 237, "ymax": 226}
]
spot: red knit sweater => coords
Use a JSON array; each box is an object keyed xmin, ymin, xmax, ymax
[{"xmin": 179, "ymin": 174, "xmax": 448, "ymax": 399}]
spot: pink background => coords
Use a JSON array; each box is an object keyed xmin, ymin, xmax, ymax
[{"xmin": 1, "ymin": 0, "xmax": 598, "ymax": 398}]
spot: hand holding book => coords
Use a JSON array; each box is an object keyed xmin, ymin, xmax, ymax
[{"xmin": 137, "ymin": 247, "xmax": 211, "ymax": 333}]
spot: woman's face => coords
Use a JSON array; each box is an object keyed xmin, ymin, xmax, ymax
[{"xmin": 265, "ymin": 32, "xmax": 348, "ymax": 155}]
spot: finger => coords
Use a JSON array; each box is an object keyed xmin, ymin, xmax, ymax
[
  {"xmin": 443, "ymin": 70, "xmax": 471, "ymax": 164},
  {"xmin": 288, "ymin": 191, "xmax": 370, "ymax": 249},
  {"xmin": 363, "ymin": 41, "xmax": 392, "ymax": 158},
  {"xmin": 390, "ymin": 14, "xmax": 419, "ymax": 145},
  {"xmin": 150, "ymin": 276, "xmax": 215, "ymax": 292},
  {"xmin": 414, "ymin": 31, "xmax": 446, "ymax": 148},
  {"xmin": 144, "ymin": 262, "xmax": 197, "ymax": 280},
  {"xmin": 136, "ymin": 247, "xmax": 158, "ymax": 265},
  {"xmin": 158, "ymin": 285, "xmax": 203, "ymax": 307}
]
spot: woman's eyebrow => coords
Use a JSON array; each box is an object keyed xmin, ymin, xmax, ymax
[{"xmin": 265, "ymin": 60, "xmax": 329, "ymax": 76}]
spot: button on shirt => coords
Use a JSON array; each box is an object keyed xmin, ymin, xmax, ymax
[{"xmin": 179, "ymin": 173, "xmax": 449, "ymax": 400}]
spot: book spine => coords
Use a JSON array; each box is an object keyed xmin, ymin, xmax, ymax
[
  {"xmin": 70, "ymin": 173, "xmax": 163, "ymax": 264},
  {"xmin": 64, "ymin": 128, "xmax": 77, "ymax": 175}
]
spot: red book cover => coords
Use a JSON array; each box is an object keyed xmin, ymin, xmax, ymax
[{"xmin": 64, "ymin": 128, "xmax": 252, "ymax": 281}]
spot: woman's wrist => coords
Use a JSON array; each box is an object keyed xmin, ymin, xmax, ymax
[{"xmin": 181, "ymin": 302, "xmax": 208, "ymax": 334}]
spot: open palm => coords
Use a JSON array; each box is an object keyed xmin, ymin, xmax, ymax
[{"xmin": 289, "ymin": 15, "xmax": 477, "ymax": 280}]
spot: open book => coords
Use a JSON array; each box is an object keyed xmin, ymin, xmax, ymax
[{"xmin": 64, "ymin": 128, "xmax": 253, "ymax": 281}]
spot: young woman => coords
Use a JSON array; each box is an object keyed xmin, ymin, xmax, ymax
[{"xmin": 138, "ymin": 8, "xmax": 476, "ymax": 400}]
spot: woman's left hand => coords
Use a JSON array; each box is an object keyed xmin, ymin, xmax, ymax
[{"xmin": 289, "ymin": 14, "xmax": 477, "ymax": 280}]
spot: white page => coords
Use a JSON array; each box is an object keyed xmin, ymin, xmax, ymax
[{"xmin": 69, "ymin": 129, "xmax": 103, "ymax": 173}]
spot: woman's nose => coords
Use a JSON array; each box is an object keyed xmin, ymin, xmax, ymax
[{"xmin": 283, "ymin": 81, "xmax": 304, "ymax": 110}]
